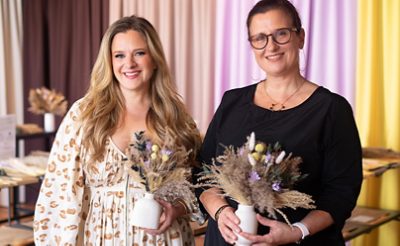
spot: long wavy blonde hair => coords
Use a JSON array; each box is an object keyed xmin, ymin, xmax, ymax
[{"xmin": 80, "ymin": 15, "xmax": 201, "ymax": 165}]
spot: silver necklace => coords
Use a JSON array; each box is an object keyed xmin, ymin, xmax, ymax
[{"xmin": 263, "ymin": 80, "xmax": 305, "ymax": 111}]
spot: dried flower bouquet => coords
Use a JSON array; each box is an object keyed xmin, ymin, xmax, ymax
[
  {"xmin": 28, "ymin": 87, "xmax": 68, "ymax": 116},
  {"xmin": 199, "ymin": 132, "xmax": 315, "ymax": 225},
  {"xmin": 125, "ymin": 131, "xmax": 199, "ymax": 210}
]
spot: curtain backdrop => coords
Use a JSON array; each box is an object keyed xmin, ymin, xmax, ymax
[
  {"xmin": 213, "ymin": 0, "xmax": 357, "ymax": 109},
  {"xmin": 3, "ymin": 0, "xmax": 399, "ymax": 242},
  {"xmin": 0, "ymin": 0, "xmax": 23, "ymax": 118},
  {"xmin": 354, "ymin": 0, "xmax": 400, "ymax": 245},
  {"xmin": 22, "ymin": 0, "xmax": 109, "ymax": 203},
  {"xmin": 110, "ymin": 1, "xmax": 400, "ymax": 245},
  {"xmin": 213, "ymin": 0, "xmax": 263, "ymax": 109},
  {"xmin": 110, "ymin": 0, "xmax": 216, "ymax": 132},
  {"xmin": 23, "ymin": 0, "xmax": 109, "ymax": 130},
  {"xmin": 110, "ymin": 0, "xmax": 357, "ymax": 133},
  {"xmin": 0, "ymin": 0, "xmax": 23, "ymax": 207},
  {"xmin": 292, "ymin": 0, "xmax": 357, "ymax": 106}
]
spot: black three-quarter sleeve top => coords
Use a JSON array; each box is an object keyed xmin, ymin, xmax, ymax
[{"xmin": 196, "ymin": 83, "xmax": 363, "ymax": 246}]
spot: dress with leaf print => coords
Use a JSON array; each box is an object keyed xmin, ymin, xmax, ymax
[{"xmin": 34, "ymin": 100, "xmax": 198, "ymax": 246}]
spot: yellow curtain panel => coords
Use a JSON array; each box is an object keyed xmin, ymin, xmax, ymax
[{"xmin": 354, "ymin": 0, "xmax": 400, "ymax": 245}]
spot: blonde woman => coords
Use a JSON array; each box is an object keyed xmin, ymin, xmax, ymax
[{"xmin": 34, "ymin": 15, "xmax": 202, "ymax": 245}]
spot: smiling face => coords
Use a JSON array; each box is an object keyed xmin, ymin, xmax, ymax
[
  {"xmin": 249, "ymin": 9, "xmax": 304, "ymax": 78},
  {"xmin": 111, "ymin": 30, "xmax": 156, "ymax": 94}
]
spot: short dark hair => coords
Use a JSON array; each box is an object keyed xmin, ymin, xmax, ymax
[{"xmin": 246, "ymin": 0, "xmax": 302, "ymax": 37}]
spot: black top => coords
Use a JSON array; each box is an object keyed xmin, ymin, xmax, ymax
[{"xmin": 195, "ymin": 83, "xmax": 363, "ymax": 246}]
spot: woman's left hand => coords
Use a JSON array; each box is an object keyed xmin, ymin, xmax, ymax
[
  {"xmin": 239, "ymin": 214, "xmax": 302, "ymax": 246},
  {"xmin": 143, "ymin": 199, "xmax": 181, "ymax": 235}
]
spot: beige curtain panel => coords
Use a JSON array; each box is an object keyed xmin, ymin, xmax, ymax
[{"xmin": 0, "ymin": 0, "xmax": 23, "ymax": 120}]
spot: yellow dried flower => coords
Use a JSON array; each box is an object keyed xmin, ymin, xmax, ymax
[
  {"xmin": 162, "ymin": 154, "xmax": 169, "ymax": 162},
  {"xmin": 251, "ymin": 152, "xmax": 261, "ymax": 161},
  {"xmin": 255, "ymin": 143, "xmax": 265, "ymax": 153},
  {"xmin": 151, "ymin": 145, "xmax": 160, "ymax": 152}
]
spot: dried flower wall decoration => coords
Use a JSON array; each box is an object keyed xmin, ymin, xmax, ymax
[
  {"xmin": 28, "ymin": 87, "xmax": 68, "ymax": 116},
  {"xmin": 199, "ymin": 132, "xmax": 315, "ymax": 225}
]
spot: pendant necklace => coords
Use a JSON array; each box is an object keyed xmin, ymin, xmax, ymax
[{"xmin": 263, "ymin": 79, "xmax": 305, "ymax": 111}]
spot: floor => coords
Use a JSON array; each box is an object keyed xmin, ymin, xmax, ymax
[
  {"xmin": 0, "ymin": 204, "xmax": 205, "ymax": 245},
  {"xmin": 0, "ymin": 204, "xmax": 35, "ymax": 246}
]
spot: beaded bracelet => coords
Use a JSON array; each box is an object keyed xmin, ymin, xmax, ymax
[{"xmin": 214, "ymin": 204, "xmax": 230, "ymax": 223}]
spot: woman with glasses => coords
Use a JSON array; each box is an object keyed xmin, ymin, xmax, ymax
[{"xmin": 196, "ymin": 0, "xmax": 362, "ymax": 245}]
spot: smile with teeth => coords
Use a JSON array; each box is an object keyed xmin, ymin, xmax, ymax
[{"xmin": 124, "ymin": 71, "xmax": 140, "ymax": 79}]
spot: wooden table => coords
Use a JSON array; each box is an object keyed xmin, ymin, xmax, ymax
[
  {"xmin": 342, "ymin": 206, "xmax": 400, "ymax": 241},
  {"xmin": 342, "ymin": 152, "xmax": 400, "ymax": 240},
  {"xmin": 362, "ymin": 157, "xmax": 400, "ymax": 178},
  {"xmin": 362, "ymin": 147, "xmax": 400, "ymax": 177},
  {"xmin": 0, "ymin": 175, "xmax": 39, "ymax": 225}
]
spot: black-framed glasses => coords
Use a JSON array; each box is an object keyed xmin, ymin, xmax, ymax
[{"xmin": 248, "ymin": 27, "xmax": 298, "ymax": 50}]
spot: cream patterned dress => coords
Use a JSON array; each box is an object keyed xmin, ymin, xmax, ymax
[{"xmin": 34, "ymin": 101, "xmax": 200, "ymax": 245}]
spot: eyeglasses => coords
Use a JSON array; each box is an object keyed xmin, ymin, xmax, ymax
[{"xmin": 248, "ymin": 27, "xmax": 298, "ymax": 50}]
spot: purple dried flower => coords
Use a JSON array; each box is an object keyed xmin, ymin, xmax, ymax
[
  {"xmin": 249, "ymin": 170, "xmax": 261, "ymax": 182},
  {"xmin": 238, "ymin": 147, "xmax": 244, "ymax": 156},
  {"xmin": 146, "ymin": 141, "xmax": 152, "ymax": 151},
  {"xmin": 144, "ymin": 159, "xmax": 150, "ymax": 167},
  {"xmin": 161, "ymin": 149, "xmax": 172, "ymax": 156},
  {"xmin": 272, "ymin": 182, "xmax": 281, "ymax": 191},
  {"xmin": 264, "ymin": 152, "xmax": 272, "ymax": 164}
]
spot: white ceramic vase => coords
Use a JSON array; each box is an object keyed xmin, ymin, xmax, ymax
[
  {"xmin": 44, "ymin": 113, "xmax": 55, "ymax": 132},
  {"xmin": 235, "ymin": 204, "xmax": 258, "ymax": 246},
  {"xmin": 131, "ymin": 192, "xmax": 162, "ymax": 229}
]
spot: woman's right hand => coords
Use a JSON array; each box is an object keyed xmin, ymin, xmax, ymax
[
  {"xmin": 199, "ymin": 188, "xmax": 242, "ymax": 244},
  {"xmin": 216, "ymin": 206, "xmax": 242, "ymax": 244}
]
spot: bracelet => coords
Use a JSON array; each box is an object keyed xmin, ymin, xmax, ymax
[
  {"xmin": 292, "ymin": 222, "xmax": 310, "ymax": 243},
  {"xmin": 173, "ymin": 199, "xmax": 189, "ymax": 214},
  {"xmin": 214, "ymin": 204, "xmax": 230, "ymax": 223}
]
